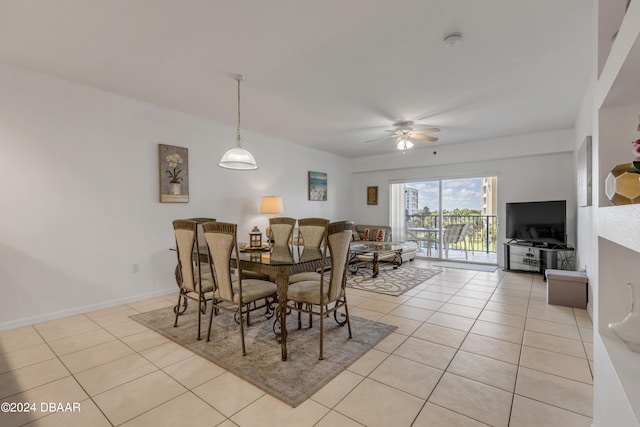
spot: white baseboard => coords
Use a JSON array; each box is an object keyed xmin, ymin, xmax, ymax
[{"xmin": 0, "ymin": 287, "xmax": 176, "ymax": 331}]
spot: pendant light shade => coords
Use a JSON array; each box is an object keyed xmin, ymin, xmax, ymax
[
  {"xmin": 218, "ymin": 74, "xmax": 258, "ymax": 170},
  {"xmin": 218, "ymin": 145, "xmax": 258, "ymax": 170}
]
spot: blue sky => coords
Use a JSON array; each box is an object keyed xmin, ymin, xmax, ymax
[{"xmin": 407, "ymin": 178, "xmax": 482, "ymax": 211}]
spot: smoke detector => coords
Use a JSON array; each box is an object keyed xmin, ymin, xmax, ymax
[{"xmin": 443, "ymin": 32, "xmax": 462, "ymax": 47}]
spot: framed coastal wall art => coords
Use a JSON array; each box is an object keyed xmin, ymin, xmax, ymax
[
  {"xmin": 159, "ymin": 144, "xmax": 189, "ymax": 203},
  {"xmin": 367, "ymin": 186, "xmax": 378, "ymax": 205},
  {"xmin": 308, "ymin": 171, "xmax": 327, "ymax": 201}
]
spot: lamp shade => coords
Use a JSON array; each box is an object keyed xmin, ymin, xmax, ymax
[
  {"xmin": 218, "ymin": 145, "xmax": 258, "ymax": 170},
  {"xmin": 260, "ymin": 196, "xmax": 284, "ymax": 214}
]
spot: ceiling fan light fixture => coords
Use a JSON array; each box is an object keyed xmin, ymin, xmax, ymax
[
  {"xmin": 218, "ymin": 74, "xmax": 258, "ymax": 171},
  {"xmin": 396, "ymin": 136, "xmax": 414, "ymax": 151}
]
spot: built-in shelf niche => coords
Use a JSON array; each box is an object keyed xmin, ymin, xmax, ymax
[
  {"xmin": 597, "ymin": 103, "xmax": 640, "ymax": 207},
  {"xmin": 597, "ymin": 237, "xmax": 640, "ymax": 423},
  {"xmin": 594, "ymin": 0, "xmax": 640, "ymax": 425},
  {"xmin": 598, "ymin": 236, "xmax": 640, "ymax": 332}
]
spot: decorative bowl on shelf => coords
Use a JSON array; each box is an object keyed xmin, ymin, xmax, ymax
[{"xmin": 605, "ymin": 163, "xmax": 640, "ymax": 205}]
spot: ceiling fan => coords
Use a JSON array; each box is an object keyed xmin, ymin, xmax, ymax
[{"xmin": 365, "ymin": 121, "xmax": 440, "ymax": 151}]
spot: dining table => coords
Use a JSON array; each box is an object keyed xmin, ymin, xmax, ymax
[{"xmin": 180, "ymin": 243, "xmax": 325, "ymax": 361}]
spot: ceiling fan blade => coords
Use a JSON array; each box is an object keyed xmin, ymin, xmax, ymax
[
  {"xmin": 411, "ymin": 134, "xmax": 439, "ymax": 142},
  {"xmin": 364, "ymin": 134, "xmax": 394, "ymax": 143},
  {"xmin": 412, "ymin": 128, "xmax": 441, "ymax": 134}
]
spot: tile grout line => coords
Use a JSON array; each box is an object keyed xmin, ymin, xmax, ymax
[
  {"xmin": 506, "ymin": 273, "xmax": 535, "ymax": 427},
  {"xmin": 408, "ymin": 270, "xmax": 511, "ymax": 426},
  {"xmin": 29, "ymin": 318, "xmax": 116, "ymax": 427}
]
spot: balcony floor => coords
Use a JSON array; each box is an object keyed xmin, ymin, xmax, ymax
[{"xmin": 414, "ymin": 246, "xmax": 498, "ymax": 265}]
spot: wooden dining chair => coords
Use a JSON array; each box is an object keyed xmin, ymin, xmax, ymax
[
  {"xmin": 286, "ymin": 221, "xmax": 355, "ymax": 360},
  {"xmin": 269, "ymin": 217, "xmax": 296, "ymax": 246},
  {"xmin": 297, "ymin": 217, "xmax": 330, "ymax": 247},
  {"xmin": 172, "ymin": 219, "xmax": 214, "ymax": 340},
  {"xmin": 288, "ymin": 218, "xmax": 330, "ymax": 284},
  {"xmin": 186, "ymin": 217, "xmax": 216, "ymax": 249},
  {"xmin": 201, "ymin": 221, "xmax": 277, "ymax": 356}
]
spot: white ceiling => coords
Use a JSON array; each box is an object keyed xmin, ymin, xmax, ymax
[{"xmin": 0, "ymin": 0, "xmax": 593, "ymax": 158}]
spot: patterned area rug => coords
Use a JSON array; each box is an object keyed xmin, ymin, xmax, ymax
[
  {"xmin": 131, "ymin": 306, "xmax": 395, "ymax": 407},
  {"xmin": 346, "ymin": 266, "xmax": 441, "ymax": 296}
]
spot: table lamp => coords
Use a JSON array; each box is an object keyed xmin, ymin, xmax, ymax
[{"xmin": 260, "ymin": 196, "xmax": 283, "ymax": 241}]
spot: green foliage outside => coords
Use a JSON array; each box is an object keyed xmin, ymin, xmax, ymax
[{"xmin": 406, "ymin": 210, "xmax": 497, "ymax": 253}]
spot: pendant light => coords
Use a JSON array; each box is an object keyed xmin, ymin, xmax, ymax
[{"xmin": 218, "ymin": 74, "xmax": 258, "ymax": 170}]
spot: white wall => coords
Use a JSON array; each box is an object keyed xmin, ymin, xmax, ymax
[
  {"xmin": 348, "ymin": 130, "xmax": 578, "ymax": 267},
  {"xmin": 0, "ymin": 61, "xmax": 581, "ymax": 329},
  {"xmin": 574, "ymin": 73, "xmax": 596, "ymax": 317},
  {"xmin": 0, "ymin": 63, "xmax": 351, "ymax": 330}
]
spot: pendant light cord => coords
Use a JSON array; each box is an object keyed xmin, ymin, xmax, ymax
[
  {"xmin": 236, "ymin": 77, "xmax": 242, "ymax": 144},
  {"xmin": 218, "ymin": 73, "xmax": 257, "ymax": 170}
]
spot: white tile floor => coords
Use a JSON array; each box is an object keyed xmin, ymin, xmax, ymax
[{"xmin": 0, "ymin": 260, "xmax": 593, "ymax": 426}]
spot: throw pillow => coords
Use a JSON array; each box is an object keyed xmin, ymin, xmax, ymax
[{"xmin": 363, "ymin": 228, "xmax": 386, "ymax": 241}]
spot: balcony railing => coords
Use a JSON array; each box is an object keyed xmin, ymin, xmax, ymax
[{"xmin": 405, "ymin": 214, "xmax": 498, "ymax": 254}]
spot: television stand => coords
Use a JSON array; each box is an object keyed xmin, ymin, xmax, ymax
[{"xmin": 504, "ymin": 242, "xmax": 575, "ymax": 273}]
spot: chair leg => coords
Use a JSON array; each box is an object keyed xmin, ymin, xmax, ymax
[
  {"xmin": 297, "ymin": 303, "xmax": 302, "ymax": 329},
  {"xmin": 197, "ymin": 298, "xmax": 202, "ymax": 340},
  {"xmin": 173, "ymin": 292, "xmax": 182, "ymax": 328},
  {"xmin": 343, "ymin": 298, "xmax": 353, "ymax": 338},
  {"xmin": 198, "ymin": 292, "xmax": 208, "ymax": 340},
  {"xmin": 319, "ymin": 303, "xmax": 324, "ymax": 360},
  {"xmin": 239, "ymin": 307, "xmax": 246, "ymax": 356},
  {"xmin": 206, "ymin": 301, "xmax": 215, "ymax": 342}
]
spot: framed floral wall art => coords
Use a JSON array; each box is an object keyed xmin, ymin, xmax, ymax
[{"xmin": 159, "ymin": 144, "xmax": 189, "ymax": 203}]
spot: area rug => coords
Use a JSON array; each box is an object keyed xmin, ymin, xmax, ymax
[
  {"xmin": 433, "ymin": 261, "xmax": 498, "ymax": 272},
  {"xmin": 346, "ymin": 266, "xmax": 440, "ymax": 296},
  {"xmin": 130, "ymin": 307, "xmax": 395, "ymax": 407}
]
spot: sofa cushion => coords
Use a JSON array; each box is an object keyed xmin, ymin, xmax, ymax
[
  {"xmin": 363, "ymin": 228, "xmax": 386, "ymax": 241},
  {"xmin": 355, "ymin": 225, "xmax": 392, "ymax": 242}
]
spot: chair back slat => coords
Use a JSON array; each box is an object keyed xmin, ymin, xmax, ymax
[
  {"xmin": 298, "ymin": 218, "xmax": 329, "ymax": 248},
  {"xmin": 269, "ymin": 217, "xmax": 296, "ymax": 246},
  {"xmin": 202, "ymin": 221, "xmax": 237, "ymax": 303},
  {"xmin": 173, "ymin": 220, "xmax": 199, "ymax": 292},
  {"xmin": 188, "ymin": 218, "xmax": 216, "ymax": 248},
  {"xmin": 323, "ymin": 221, "xmax": 355, "ymax": 301}
]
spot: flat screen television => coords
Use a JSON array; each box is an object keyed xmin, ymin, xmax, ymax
[{"xmin": 505, "ymin": 200, "xmax": 566, "ymax": 246}]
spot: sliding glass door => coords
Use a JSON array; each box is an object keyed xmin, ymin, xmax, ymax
[
  {"xmin": 391, "ymin": 176, "xmax": 497, "ymax": 264},
  {"xmin": 404, "ymin": 180, "xmax": 441, "ymax": 259}
]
